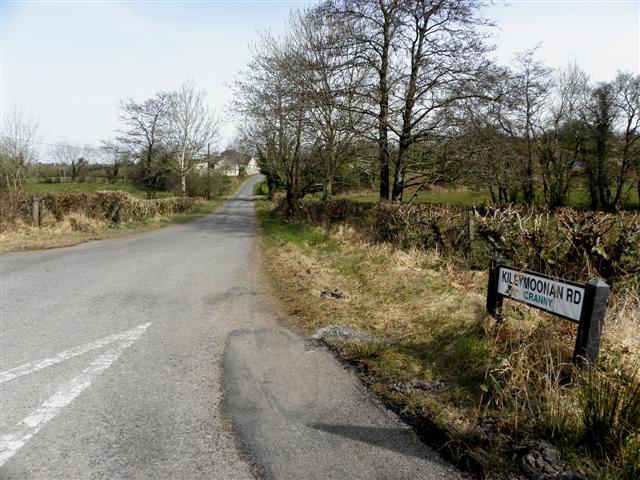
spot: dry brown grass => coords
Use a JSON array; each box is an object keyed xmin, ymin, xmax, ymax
[
  {"xmin": 266, "ymin": 224, "xmax": 484, "ymax": 339},
  {"xmin": 0, "ymin": 197, "xmax": 225, "ymax": 253},
  {"xmin": 258, "ymin": 201, "xmax": 640, "ymax": 479},
  {"xmin": 0, "ymin": 214, "xmax": 154, "ymax": 252}
]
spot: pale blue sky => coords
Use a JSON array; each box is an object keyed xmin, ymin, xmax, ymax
[{"xmin": 1, "ymin": 0, "xmax": 638, "ymax": 157}]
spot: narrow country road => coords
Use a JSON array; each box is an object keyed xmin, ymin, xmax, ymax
[{"xmin": 0, "ymin": 177, "xmax": 461, "ymax": 479}]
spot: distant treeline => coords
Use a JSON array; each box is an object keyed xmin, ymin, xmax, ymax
[{"xmin": 1, "ymin": 79, "xmax": 221, "ymax": 198}]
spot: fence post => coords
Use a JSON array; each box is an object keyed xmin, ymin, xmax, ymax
[
  {"xmin": 486, "ymin": 256, "xmax": 506, "ymax": 319},
  {"xmin": 467, "ymin": 210, "xmax": 475, "ymax": 242},
  {"xmin": 31, "ymin": 196, "xmax": 40, "ymax": 228},
  {"xmin": 573, "ymin": 278, "xmax": 610, "ymax": 368}
]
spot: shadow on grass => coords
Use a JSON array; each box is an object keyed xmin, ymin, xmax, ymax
[{"xmin": 366, "ymin": 320, "xmax": 491, "ymax": 404}]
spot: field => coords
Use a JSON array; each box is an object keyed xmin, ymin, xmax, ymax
[
  {"xmin": 22, "ymin": 179, "xmax": 174, "ymax": 198},
  {"xmin": 332, "ymin": 185, "xmax": 640, "ymax": 210}
]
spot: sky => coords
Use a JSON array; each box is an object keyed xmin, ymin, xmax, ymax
[{"xmin": 1, "ymin": 0, "xmax": 638, "ymax": 161}]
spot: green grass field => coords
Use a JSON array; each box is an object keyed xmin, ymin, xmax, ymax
[
  {"xmin": 338, "ymin": 186, "xmax": 640, "ymax": 210},
  {"xmin": 340, "ymin": 187, "xmax": 492, "ymax": 206},
  {"xmin": 22, "ymin": 179, "xmax": 175, "ymax": 198}
]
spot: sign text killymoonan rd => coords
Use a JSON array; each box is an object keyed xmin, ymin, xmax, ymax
[
  {"xmin": 486, "ymin": 257, "xmax": 610, "ymax": 367},
  {"xmin": 497, "ymin": 266, "xmax": 585, "ymax": 322}
]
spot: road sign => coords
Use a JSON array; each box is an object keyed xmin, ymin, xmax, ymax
[
  {"xmin": 497, "ymin": 266, "xmax": 584, "ymax": 323},
  {"xmin": 486, "ymin": 257, "xmax": 610, "ymax": 367}
]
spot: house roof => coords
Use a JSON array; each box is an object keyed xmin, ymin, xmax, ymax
[{"xmin": 219, "ymin": 149, "xmax": 253, "ymax": 167}]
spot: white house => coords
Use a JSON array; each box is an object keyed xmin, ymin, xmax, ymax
[
  {"xmin": 245, "ymin": 157, "xmax": 260, "ymax": 175},
  {"xmin": 211, "ymin": 149, "xmax": 259, "ymax": 177},
  {"xmin": 214, "ymin": 159, "xmax": 240, "ymax": 176},
  {"xmin": 194, "ymin": 162, "xmax": 209, "ymax": 175}
]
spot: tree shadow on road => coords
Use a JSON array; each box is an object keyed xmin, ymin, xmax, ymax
[{"xmin": 307, "ymin": 422, "xmax": 441, "ymax": 461}]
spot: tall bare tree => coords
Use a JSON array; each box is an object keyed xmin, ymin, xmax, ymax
[
  {"xmin": 117, "ymin": 92, "xmax": 171, "ymax": 198},
  {"xmin": 168, "ymin": 79, "xmax": 220, "ymax": 195},
  {"xmin": 612, "ymin": 71, "xmax": 640, "ymax": 207},
  {"xmin": 0, "ymin": 104, "xmax": 39, "ymax": 191},
  {"xmin": 324, "ymin": 0, "xmax": 402, "ymax": 202},
  {"xmin": 386, "ymin": 0, "xmax": 492, "ymax": 202},
  {"xmin": 537, "ymin": 63, "xmax": 588, "ymax": 208},
  {"xmin": 290, "ymin": 9, "xmax": 369, "ymax": 202},
  {"xmin": 233, "ymin": 30, "xmax": 311, "ymax": 213},
  {"xmin": 493, "ymin": 48, "xmax": 552, "ymax": 204}
]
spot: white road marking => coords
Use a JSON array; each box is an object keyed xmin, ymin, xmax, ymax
[
  {"xmin": 0, "ymin": 323, "xmax": 151, "ymax": 384},
  {"xmin": 0, "ymin": 322, "xmax": 150, "ymax": 467}
]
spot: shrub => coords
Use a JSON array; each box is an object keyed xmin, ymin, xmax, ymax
[{"xmin": 289, "ymin": 199, "xmax": 640, "ymax": 286}]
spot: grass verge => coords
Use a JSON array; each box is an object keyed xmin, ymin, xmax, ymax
[
  {"xmin": 0, "ymin": 178, "xmax": 246, "ymax": 253},
  {"xmin": 256, "ymin": 199, "xmax": 640, "ymax": 480}
]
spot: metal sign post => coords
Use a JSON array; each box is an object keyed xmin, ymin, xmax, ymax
[
  {"xmin": 572, "ymin": 279, "xmax": 610, "ymax": 367},
  {"xmin": 486, "ymin": 257, "xmax": 610, "ymax": 367}
]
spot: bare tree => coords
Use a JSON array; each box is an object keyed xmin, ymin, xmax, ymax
[
  {"xmin": 0, "ymin": 104, "xmax": 39, "ymax": 191},
  {"xmin": 53, "ymin": 143, "xmax": 88, "ymax": 182},
  {"xmin": 491, "ymin": 48, "xmax": 552, "ymax": 204},
  {"xmin": 385, "ymin": 0, "xmax": 493, "ymax": 202},
  {"xmin": 168, "ymin": 79, "xmax": 220, "ymax": 195},
  {"xmin": 117, "ymin": 92, "xmax": 171, "ymax": 198},
  {"xmin": 325, "ymin": 0, "xmax": 402, "ymax": 202},
  {"xmin": 289, "ymin": 9, "xmax": 369, "ymax": 202},
  {"xmin": 537, "ymin": 63, "xmax": 588, "ymax": 208},
  {"xmin": 101, "ymin": 140, "xmax": 130, "ymax": 181},
  {"xmin": 612, "ymin": 71, "xmax": 640, "ymax": 206},
  {"xmin": 233, "ymin": 30, "xmax": 311, "ymax": 213}
]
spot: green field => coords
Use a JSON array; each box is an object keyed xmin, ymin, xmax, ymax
[
  {"xmin": 337, "ymin": 186, "xmax": 640, "ymax": 210},
  {"xmin": 339, "ymin": 187, "xmax": 492, "ymax": 206},
  {"xmin": 22, "ymin": 179, "xmax": 174, "ymax": 198}
]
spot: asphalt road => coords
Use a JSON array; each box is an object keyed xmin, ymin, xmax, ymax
[{"xmin": 0, "ymin": 176, "xmax": 461, "ymax": 479}]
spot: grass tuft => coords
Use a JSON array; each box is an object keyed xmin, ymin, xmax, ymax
[{"xmin": 580, "ymin": 363, "xmax": 640, "ymax": 459}]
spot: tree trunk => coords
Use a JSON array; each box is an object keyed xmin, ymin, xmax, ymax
[
  {"xmin": 523, "ymin": 154, "xmax": 535, "ymax": 204},
  {"xmin": 392, "ymin": 139, "xmax": 409, "ymax": 203},
  {"xmin": 587, "ymin": 170, "xmax": 599, "ymax": 210},
  {"xmin": 498, "ymin": 187, "xmax": 506, "ymax": 204},
  {"xmin": 285, "ymin": 189, "xmax": 295, "ymax": 217},
  {"xmin": 322, "ymin": 176, "xmax": 333, "ymax": 204},
  {"xmin": 323, "ymin": 143, "xmax": 335, "ymax": 204},
  {"xmin": 181, "ymin": 174, "xmax": 187, "ymax": 196},
  {"xmin": 377, "ymin": 8, "xmax": 392, "ymax": 203},
  {"xmin": 267, "ymin": 178, "xmax": 275, "ymax": 201},
  {"xmin": 391, "ymin": 7, "xmax": 426, "ymax": 205}
]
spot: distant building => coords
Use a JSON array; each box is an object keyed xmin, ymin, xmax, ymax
[
  {"xmin": 194, "ymin": 162, "xmax": 209, "ymax": 175},
  {"xmin": 212, "ymin": 149, "xmax": 259, "ymax": 177},
  {"xmin": 245, "ymin": 157, "xmax": 260, "ymax": 175}
]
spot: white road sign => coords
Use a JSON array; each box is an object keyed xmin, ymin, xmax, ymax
[{"xmin": 497, "ymin": 266, "xmax": 585, "ymax": 322}]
